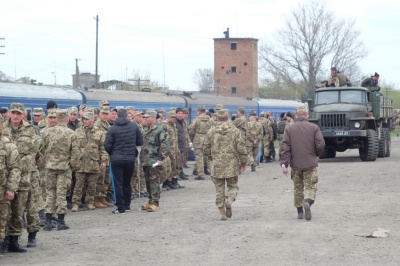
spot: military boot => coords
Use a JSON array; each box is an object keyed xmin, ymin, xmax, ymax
[
  {"xmin": 204, "ymin": 167, "xmax": 211, "ymax": 175},
  {"xmin": 86, "ymin": 204, "xmax": 96, "ymax": 210},
  {"xmin": 192, "ymin": 169, "xmax": 198, "ymax": 176},
  {"xmin": 179, "ymin": 171, "xmax": 188, "ymax": 180},
  {"xmin": 219, "ymin": 207, "xmax": 227, "ymax": 221},
  {"xmin": 304, "ymin": 199, "xmax": 313, "ymax": 221},
  {"xmin": 51, "ymin": 217, "xmax": 58, "ymax": 228},
  {"xmin": 27, "ymin": 232, "xmax": 37, "ymax": 248},
  {"xmin": 174, "ymin": 178, "xmax": 185, "ymax": 188},
  {"xmin": 38, "ymin": 209, "xmax": 46, "ymax": 227},
  {"xmin": 0, "ymin": 236, "xmax": 9, "ymax": 254},
  {"xmin": 43, "ymin": 213, "xmax": 53, "ymax": 231},
  {"xmin": 8, "ymin": 236, "xmax": 27, "ymax": 253},
  {"xmin": 168, "ymin": 179, "xmax": 180, "ymax": 189},
  {"xmin": 251, "ymin": 163, "xmax": 256, "ymax": 172},
  {"xmin": 71, "ymin": 204, "xmax": 79, "ymax": 212},
  {"xmin": 225, "ymin": 197, "xmax": 234, "ymax": 218},
  {"xmin": 94, "ymin": 197, "xmax": 106, "ymax": 208},
  {"xmin": 66, "ymin": 196, "xmax": 73, "ymax": 209},
  {"xmin": 57, "ymin": 214, "xmax": 70, "ymax": 230},
  {"xmin": 297, "ymin": 207, "xmax": 304, "ymax": 219},
  {"xmin": 194, "ymin": 176, "xmax": 205, "ymax": 180},
  {"xmin": 162, "ymin": 180, "xmax": 171, "ymax": 190},
  {"xmin": 100, "ymin": 197, "xmax": 114, "ymax": 207}
]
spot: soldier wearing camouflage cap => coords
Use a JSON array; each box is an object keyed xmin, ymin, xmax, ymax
[
  {"xmin": 71, "ymin": 109, "xmax": 108, "ymax": 212},
  {"xmin": 204, "ymin": 109, "xmax": 247, "ymax": 221},
  {"xmin": 67, "ymin": 107, "xmax": 80, "ymax": 131},
  {"xmin": 280, "ymin": 103, "xmax": 324, "ymax": 221},
  {"xmin": 131, "ymin": 110, "xmax": 147, "ymax": 198},
  {"xmin": 41, "ymin": 109, "xmax": 79, "ymax": 231},
  {"xmin": 32, "ymin": 107, "xmax": 45, "ymax": 134},
  {"xmin": 233, "ymin": 107, "xmax": 247, "ymax": 143},
  {"xmin": 2, "ymin": 102, "xmax": 39, "ymax": 252},
  {"xmin": 246, "ymin": 111, "xmax": 263, "ymax": 172},
  {"xmin": 99, "ymin": 100, "xmax": 109, "ymax": 107}
]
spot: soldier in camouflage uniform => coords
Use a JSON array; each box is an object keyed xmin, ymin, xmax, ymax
[
  {"xmin": 189, "ymin": 106, "xmax": 212, "ymax": 180},
  {"xmin": 182, "ymin": 108, "xmax": 191, "ymax": 172},
  {"xmin": 2, "ymin": 103, "xmax": 38, "ymax": 252},
  {"xmin": 394, "ymin": 115, "xmax": 400, "ymax": 137},
  {"xmin": 131, "ymin": 111, "xmax": 147, "ymax": 197},
  {"xmin": 140, "ymin": 109, "xmax": 170, "ymax": 212},
  {"xmin": 259, "ymin": 112, "xmax": 273, "ymax": 163},
  {"xmin": 280, "ymin": 106, "xmax": 325, "ymax": 221},
  {"xmin": 71, "ymin": 110, "xmax": 108, "ymax": 212},
  {"xmin": 0, "ymin": 116, "xmax": 22, "ymax": 254},
  {"xmin": 246, "ymin": 115, "xmax": 263, "ymax": 172},
  {"xmin": 93, "ymin": 106, "xmax": 113, "ymax": 208},
  {"xmin": 204, "ymin": 109, "xmax": 247, "ymax": 221},
  {"xmin": 32, "ymin": 108, "xmax": 44, "ymax": 135},
  {"xmin": 267, "ymin": 112, "xmax": 278, "ymax": 162},
  {"xmin": 162, "ymin": 110, "xmax": 184, "ymax": 189},
  {"xmin": 67, "ymin": 107, "xmax": 80, "ymax": 131},
  {"xmin": 42, "ymin": 110, "xmax": 79, "ymax": 230},
  {"xmin": 233, "ymin": 107, "xmax": 247, "ymax": 142}
]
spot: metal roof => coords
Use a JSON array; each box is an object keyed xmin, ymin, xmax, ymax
[
  {"xmin": 183, "ymin": 93, "xmax": 258, "ymax": 107},
  {"xmin": 255, "ymin": 98, "xmax": 305, "ymax": 108}
]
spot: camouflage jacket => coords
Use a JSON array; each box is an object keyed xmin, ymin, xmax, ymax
[
  {"xmin": 75, "ymin": 125, "xmax": 108, "ymax": 173},
  {"xmin": 42, "ymin": 124, "xmax": 79, "ymax": 171},
  {"xmin": 204, "ymin": 122, "xmax": 247, "ymax": 179},
  {"xmin": 246, "ymin": 121, "xmax": 263, "ymax": 147},
  {"xmin": 2, "ymin": 120, "xmax": 37, "ymax": 191},
  {"xmin": 162, "ymin": 120, "xmax": 179, "ymax": 156},
  {"xmin": 233, "ymin": 115, "xmax": 247, "ymax": 142},
  {"xmin": 259, "ymin": 117, "xmax": 273, "ymax": 141},
  {"xmin": 189, "ymin": 113, "xmax": 212, "ymax": 148},
  {"xmin": 140, "ymin": 123, "xmax": 170, "ymax": 166},
  {"xmin": 0, "ymin": 136, "xmax": 21, "ymax": 197},
  {"xmin": 94, "ymin": 118, "xmax": 110, "ymax": 133}
]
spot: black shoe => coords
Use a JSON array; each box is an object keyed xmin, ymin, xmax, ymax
[
  {"xmin": 264, "ymin": 156, "xmax": 273, "ymax": 163},
  {"xmin": 27, "ymin": 232, "xmax": 37, "ymax": 248},
  {"xmin": 112, "ymin": 209, "xmax": 125, "ymax": 214},
  {"xmin": 194, "ymin": 176, "xmax": 205, "ymax": 180},
  {"xmin": 8, "ymin": 236, "xmax": 27, "ymax": 253},
  {"xmin": 163, "ymin": 180, "xmax": 172, "ymax": 190},
  {"xmin": 251, "ymin": 164, "xmax": 256, "ymax": 172},
  {"xmin": 179, "ymin": 172, "xmax": 189, "ymax": 180},
  {"xmin": 106, "ymin": 193, "xmax": 114, "ymax": 204},
  {"xmin": 51, "ymin": 217, "xmax": 58, "ymax": 228},
  {"xmin": 183, "ymin": 164, "xmax": 190, "ymax": 168},
  {"xmin": 192, "ymin": 169, "xmax": 198, "ymax": 176},
  {"xmin": 297, "ymin": 207, "xmax": 304, "ymax": 219},
  {"xmin": 1, "ymin": 236, "xmax": 9, "ymax": 253},
  {"xmin": 125, "ymin": 207, "xmax": 131, "ymax": 212},
  {"xmin": 43, "ymin": 213, "xmax": 52, "ymax": 231},
  {"xmin": 57, "ymin": 214, "xmax": 70, "ymax": 230},
  {"xmin": 304, "ymin": 201, "xmax": 312, "ymax": 221},
  {"xmin": 168, "ymin": 180, "xmax": 180, "ymax": 189},
  {"xmin": 204, "ymin": 167, "xmax": 211, "ymax": 175}
]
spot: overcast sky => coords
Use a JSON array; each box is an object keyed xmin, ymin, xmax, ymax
[{"xmin": 1, "ymin": 0, "xmax": 399, "ymax": 91}]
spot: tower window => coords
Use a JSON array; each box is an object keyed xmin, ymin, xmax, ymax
[
  {"xmin": 231, "ymin": 87, "xmax": 237, "ymax": 94},
  {"xmin": 231, "ymin": 43, "xmax": 237, "ymax": 50},
  {"xmin": 231, "ymin": 66, "xmax": 236, "ymax": 73}
]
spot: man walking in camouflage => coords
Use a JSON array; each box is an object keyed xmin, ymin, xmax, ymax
[
  {"xmin": 0, "ymin": 116, "xmax": 21, "ymax": 254},
  {"xmin": 42, "ymin": 110, "xmax": 79, "ymax": 230},
  {"xmin": 246, "ymin": 114, "xmax": 263, "ymax": 172},
  {"xmin": 280, "ymin": 106, "xmax": 325, "ymax": 221},
  {"xmin": 140, "ymin": 110, "xmax": 170, "ymax": 212},
  {"xmin": 204, "ymin": 109, "xmax": 247, "ymax": 221},
  {"xmin": 233, "ymin": 107, "xmax": 247, "ymax": 142}
]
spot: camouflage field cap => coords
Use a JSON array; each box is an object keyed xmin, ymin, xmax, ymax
[
  {"xmin": 56, "ymin": 109, "xmax": 68, "ymax": 120},
  {"xmin": 83, "ymin": 111, "xmax": 95, "ymax": 119},
  {"xmin": 197, "ymin": 106, "xmax": 205, "ymax": 111},
  {"xmin": 134, "ymin": 110, "xmax": 144, "ymax": 116},
  {"xmin": 85, "ymin": 106, "xmax": 95, "ymax": 112},
  {"xmin": 238, "ymin": 107, "xmax": 245, "ymax": 113},
  {"xmin": 217, "ymin": 109, "xmax": 229, "ymax": 118},
  {"xmin": 259, "ymin": 111, "xmax": 265, "ymax": 116},
  {"xmin": 168, "ymin": 110, "xmax": 176, "ymax": 118},
  {"xmin": 297, "ymin": 106, "xmax": 308, "ymax": 113},
  {"xmin": 182, "ymin": 108, "xmax": 189, "ymax": 114},
  {"xmin": 79, "ymin": 104, "xmax": 87, "ymax": 110},
  {"xmin": 47, "ymin": 109, "xmax": 58, "ymax": 118},
  {"xmin": 126, "ymin": 106, "xmax": 135, "ymax": 111},
  {"xmin": 33, "ymin": 107, "xmax": 44, "ymax": 115},
  {"xmin": 10, "ymin": 103, "xmax": 25, "ymax": 114},
  {"xmin": 100, "ymin": 106, "xmax": 110, "ymax": 113},
  {"xmin": 169, "ymin": 107, "xmax": 176, "ymax": 111},
  {"xmin": 143, "ymin": 109, "xmax": 157, "ymax": 118},
  {"xmin": 215, "ymin": 104, "xmax": 223, "ymax": 110},
  {"xmin": 159, "ymin": 108, "xmax": 165, "ymax": 112},
  {"xmin": 99, "ymin": 100, "xmax": 109, "ymax": 107},
  {"xmin": 68, "ymin": 107, "xmax": 78, "ymax": 115}
]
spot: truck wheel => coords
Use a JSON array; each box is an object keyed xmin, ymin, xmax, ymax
[
  {"xmin": 359, "ymin": 129, "xmax": 378, "ymax": 161},
  {"xmin": 384, "ymin": 128, "xmax": 391, "ymax": 157},
  {"xmin": 377, "ymin": 129, "xmax": 386, "ymax": 158}
]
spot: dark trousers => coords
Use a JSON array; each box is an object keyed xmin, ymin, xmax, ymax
[{"xmin": 110, "ymin": 160, "xmax": 135, "ymax": 211}]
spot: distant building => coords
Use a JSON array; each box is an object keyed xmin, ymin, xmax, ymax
[
  {"xmin": 214, "ymin": 31, "xmax": 258, "ymax": 98},
  {"xmin": 72, "ymin": 72, "xmax": 99, "ymax": 89}
]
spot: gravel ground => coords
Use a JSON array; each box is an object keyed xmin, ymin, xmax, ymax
[{"xmin": 2, "ymin": 137, "xmax": 400, "ymax": 266}]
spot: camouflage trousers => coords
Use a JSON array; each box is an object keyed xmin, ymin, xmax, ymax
[
  {"xmin": 395, "ymin": 126, "xmax": 400, "ymax": 136},
  {"xmin": 291, "ymin": 168, "xmax": 318, "ymax": 207},
  {"xmin": 143, "ymin": 166, "xmax": 161, "ymax": 205},
  {"xmin": 26, "ymin": 172, "xmax": 40, "ymax": 233},
  {"xmin": 160, "ymin": 157, "xmax": 171, "ymax": 184},
  {"xmin": 45, "ymin": 168, "xmax": 72, "ymax": 215},
  {"xmin": 194, "ymin": 147, "xmax": 206, "ymax": 176},
  {"xmin": 269, "ymin": 140, "xmax": 276, "ymax": 157},
  {"xmin": 73, "ymin": 172, "xmax": 98, "ymax": 205},
  {"xmin": 96, "ymin": 166, "xmax": 110, "ymax": 198},
  {"xmin": 176, "ymin": 150, "xmax": 185, "ymax": 173},
  {"xmin": 38, "ymin": 169, "xmax": 47, "ymax": 209},
  {"xmin": 246, "ymin": 145, "xmax": 258, "ymax": 166},
  {"xmin": 183, "ymin": 144, "xmax": 190, "ymax": 166},
  {"xmin": 131, "ymin": 160, "xmax": 146, "ymax": 195},
  {"xmin": 262, "ymin": 137, "xmax": 270, "ymax": 156},
  {"xmin": 168, "ymin": 153, "xmax": 179, "ymax": 181},
  {"xmin": 8, "ymin": 189, "xmax": 29, "ymax": 236},
  {"xmin": 0, "ymin": 201, "xmax": 10, "ymax": 242},
  {"xmin": 211, "ymin": 176, "xmax": 239, "ymax": 208}
]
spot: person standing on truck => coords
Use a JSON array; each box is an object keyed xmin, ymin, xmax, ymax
[
  {"xmin": 280, "ymin": 106, "xmax": 325, "ymax": 221},
  {"xmin": 361, "ymin": 72, "xmax": 380, "ymax": 88}
]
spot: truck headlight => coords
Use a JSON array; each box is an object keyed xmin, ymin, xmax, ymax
[{"xmin": 354, "ymin": 122, "xmax": 361, "ymax": 128}]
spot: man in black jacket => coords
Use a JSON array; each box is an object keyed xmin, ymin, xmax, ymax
[{"xmin": 105, "ymin": 108, "xmax": 143, "ymax": 214}]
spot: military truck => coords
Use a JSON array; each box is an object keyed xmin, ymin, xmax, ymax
[{"xmin": 308, "ymin": 86, "xmax": 392, "ymax": 161}]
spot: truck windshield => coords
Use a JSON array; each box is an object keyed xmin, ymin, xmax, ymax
[
  {"xmin": 340, "ymin": 90, "xmax": 366, "ymax": 103},
  {"xmin": 316, "ymin": 91, "xmax": 338, "ymax": 104}
]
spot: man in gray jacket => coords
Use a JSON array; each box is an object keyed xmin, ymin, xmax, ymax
[{"xmin": 280, "ymin": 106, "xmax": 325, "ymax": 221}]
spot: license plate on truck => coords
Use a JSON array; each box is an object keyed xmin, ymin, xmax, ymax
[{"xmin": 334, "ymin": 131, "xmax": 350, "ymax": 136}]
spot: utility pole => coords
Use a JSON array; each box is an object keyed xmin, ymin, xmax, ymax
[
  {"xmin": 75, "ymin": 58, "xmax": 81, "ymax": 88},
  {"xmin": 94, "ymin": 15, "xmax": 99, "ymax": 89},
  {"xmin": 0, "ymin": 37, "xmax": 5, "ymax": 55}
]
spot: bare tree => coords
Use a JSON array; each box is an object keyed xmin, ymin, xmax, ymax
[
  {"xmin": 259, "ymin": 0, "xmax": 368, "ymax": 98},
  {"xmin": 193, "ymin": 68, "xmax": 214, "ymax": 92}
]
